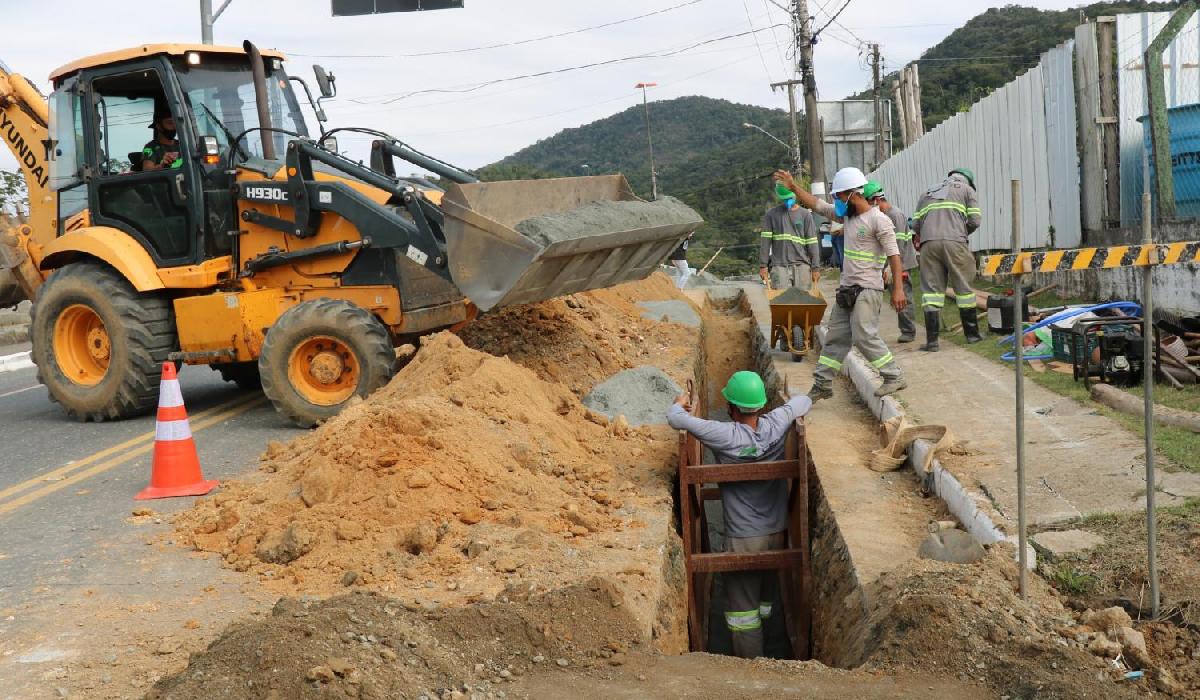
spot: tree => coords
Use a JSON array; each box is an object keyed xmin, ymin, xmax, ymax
[{"xmin": 0, "ymin": 169, "xmax": 28, "ymax": 218}]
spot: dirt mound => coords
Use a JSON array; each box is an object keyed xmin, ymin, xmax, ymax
[
  {"xmin": 177, "ymin": 331, "xmax": 680, "ymax": 601},
  {"xmin": 459, "ymin": 273, "xmax": 699, "ymax": 395},
  {"xmin": 148, "ymin": 581, "xmax": 644, "ymax": 700},
  {"xmin": 864, "ymin": 546, "xmax": 1142, "ymax": 699}
]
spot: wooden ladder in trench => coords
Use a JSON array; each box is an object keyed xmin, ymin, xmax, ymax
[{"xmin": 677, "ymin": 418, "xmax": 813, "ymax": 658}]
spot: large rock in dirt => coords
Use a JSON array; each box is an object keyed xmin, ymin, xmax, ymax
[
  {"xmin": 1087, "ymin": 632, "xmax": 1122, "ymax": 658},
  {"xmin": 917, "ymin": 529, "xmax": 985, "ymax": 564},
  {"xmin": 299, "ymin": 459, "xmax": 344, "ymax": 507},
  {"xmin": 1114, "ymin": 625, "xmax": 1151, "ymax": 669},
  {"xmin": 1081, "ymin": 606, "xmax": 1133, "ymax": 635},
  {"xmin": 256, "ymin": 524, "xmax": 316, "ymax": 564}
]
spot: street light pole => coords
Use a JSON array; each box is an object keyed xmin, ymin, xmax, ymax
[
  {"xmin": 200, "ymin": 0, "xmax": 235, "ymax": 45},
  {"xmin": 743, "ymin": 122, "xmax": 792, "ymax": 152},
  {"xmin": 635, "ymin": 82, "xmax": 658, "ymax": 200}
]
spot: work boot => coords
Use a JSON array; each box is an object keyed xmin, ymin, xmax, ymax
[
  {"xmin": 807, "ymin": 385, "xmax": 833, "ymax": 403},
  {"xmin": 960, "ymin": 307, "xmax": 984, "ymax": 344},
  {"xmin": 874, "ymin": 378, "xmax": 908, "ymax": 397},
  {"xmin": 897, "ymin": 333, "xmax": 915, "ymax": 343},
  {"xmin": 920, "ymin": 311, "xmax": 940, "ymax": 352}
]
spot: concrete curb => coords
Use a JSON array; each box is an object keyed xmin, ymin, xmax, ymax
[
  {"xmin": 832, "ymin": 332, "xmax": 1036, "ymax": 570},
  {"xmin": 0, "ymin": 350, "xmax": 34, "ymax": 373},
  {"xmin": 0, "ymin": 324, "xmax": 29, "ymax": 346}
]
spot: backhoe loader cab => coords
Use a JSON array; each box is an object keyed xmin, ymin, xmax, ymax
[{"xmin": 1, "ymin": 42, "xmax": 702, "ymax": 427}]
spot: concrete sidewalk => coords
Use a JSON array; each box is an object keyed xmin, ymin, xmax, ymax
[{"xmin": 872, "ymin": 299, "xmax": 1200, "ymax": 527}]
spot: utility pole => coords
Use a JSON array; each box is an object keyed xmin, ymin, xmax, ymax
[
  {"xmin": 870, "ymin": 43, "xmax": 884, "ymax": 167},
  {"xmin": 200, "ymin": 0, "xmax": 235, "ymax": 45},
  {"xmin": 793, "ymin": 0, "xmax": 826, "ymax": 190},
  {"xmin": 770, "ymin": 79, "xmax": 805, "ymax": 173},
  {"xmin": 635, "ymin": 82, "xmax": 659, "ymax": 200}
]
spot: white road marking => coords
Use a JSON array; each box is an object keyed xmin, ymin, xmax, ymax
[
  {"xmin": 0, "ymin": 351, "xmax": 33, "ymax": 373},
  {"xmin": 0, "ymin": 384, "xmax": 38, "ymax": 399}
]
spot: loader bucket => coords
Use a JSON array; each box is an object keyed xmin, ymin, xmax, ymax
[{"xmin": 440, "ymin": 175, "xmax": 702, "ymax": 312}]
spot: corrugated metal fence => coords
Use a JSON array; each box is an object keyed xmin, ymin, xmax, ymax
[
  {"xmin": 1117, "ymin": 11, "xmax": 1200, "ymax": 226},
  {"xmin": 867, "ymin": 42, "xmax": 1080, "ymax": 251}
]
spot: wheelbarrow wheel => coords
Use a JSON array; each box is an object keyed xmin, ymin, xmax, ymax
[{"xmin": 791, "ymin": 325, "xmax": 807, "ymax": 362}]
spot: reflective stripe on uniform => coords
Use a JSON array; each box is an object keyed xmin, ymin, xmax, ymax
[
  {"xmin": 956, "ymin": 293, "xmax": 977, "ymax": 309},
  {"xmin": 772, "ymin": 233, "xmax": 819, "ymax": 245},
  {"xmin": 758, "ymin": 603, "xmax": 773, "ymax": 620},
  {"xmin": 844, "ymin": 249, "xmax": 887, "ymax": 264},
  {"xmin": 966, "ymin": 208, "xmax": 982, "ymax": 216},
  {"xmin": 818, "ymin": 355, "xmax": 843, "ymax": 371},
  {"xmin": 913, "ymin": 201, "xmax": 967, "ymax": 220},
  {"xmin": 725, "ymin": 609, "xmax": 762, "ymax": 632},
  {"xmin": 871, "ymin": 352, "xmax": 895, "ymax": 369},
  {"xmin": 760, "ymin": 231, "xmax": 774, "ymax": 238},
  {"xmin": 922, "ymin": 293, "xmax": 945, "ymax": 308},
  {"xmin": 894, "ymin": 231, "xmax": 913, "ymax": 241}
]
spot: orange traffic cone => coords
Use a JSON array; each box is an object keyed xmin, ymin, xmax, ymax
[{"xmin": 135, "ymin": 362, "xmax": 218, "ymax": 500}]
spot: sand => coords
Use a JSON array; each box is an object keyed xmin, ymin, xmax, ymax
[{"xmin": 514, "ymin": 196, "xmax": 700, "ymax": 247}]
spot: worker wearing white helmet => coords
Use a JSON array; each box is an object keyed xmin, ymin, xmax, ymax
[{"xmin": 775, "ymin": 167, "xmax": 907, "ymax": 401}]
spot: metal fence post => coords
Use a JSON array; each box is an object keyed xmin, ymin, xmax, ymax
[
  {"xmin": 1012, "ymin": 179, "xmax": 1028, "ymax": 599},
  {"xmin": 1141, "ymin": 191, "xmax": 1160, "ymax": 618}
]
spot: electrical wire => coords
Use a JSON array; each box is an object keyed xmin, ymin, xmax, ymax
[
  {"xmin": 286, "ymin": 0, "xmax": 709, "ymax": 59},
  {"xmin": 348, "ymin": 24, "xmax": 790, "ymax": 105},
  {"xmin": 812, "ymin": 0, "xmax": 855, "ymax": 39},
  {"xmin": 742, "ymin": 0, "xmax": 778, "ymax": 82}
]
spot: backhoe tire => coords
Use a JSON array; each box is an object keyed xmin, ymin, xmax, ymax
[
  {"xmin": 212, "ymin": 361, "xmax": 261, "ymax": 391},
  {"xmin": 30, "ymin": 262, "xmax": 175, "ymax": 421},
  {"xmin": 259, "ymin": 299, "xmax": 395, "ymax": 428}
]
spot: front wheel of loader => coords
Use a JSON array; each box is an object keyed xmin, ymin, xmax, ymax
[
  {"xmin": 30, "ymin": 262, "xmax": 175, "ymax": 421},
  {"xmin": 259, "ymin": 299, "xmax": 395, "ymax": 428}
]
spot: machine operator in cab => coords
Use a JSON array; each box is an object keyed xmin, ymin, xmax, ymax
[{"xmin": 142, "ymin": 102, "xmax": 182, "ymax": 171}]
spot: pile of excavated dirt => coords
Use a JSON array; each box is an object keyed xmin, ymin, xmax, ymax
[
  {"xmin": 582, "ymin": 366, "xmax": 681, "ymax": 426},
  {"xmin": 514, "ymin": 196, "xmax": 700, "ymax": 247},
  {"xmin": 863, "ymin": 546, "xmax": 1147, "ymax": 699},
  {"xmin": 177, "ymin": 331, "xmax": 681, "ymax": 606},
  {"xmin": 459, "ymin": 272, "xmax": 699, "ymax": 396}
]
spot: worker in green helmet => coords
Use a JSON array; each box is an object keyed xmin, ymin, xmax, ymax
[
  {"xmin": 863, "ymin": 181, "xmax": 919, "ymax": 343},
  {"xmin": 911, "ymin": 168, "xmax": 983, "ymax": 350},
  {"xmin": 667, "ymin": 370, "xmax": 812, "ymax": 659},
  {"xmin": 759, "ymin": 182, "xmax": 821, "ymax": 292}
]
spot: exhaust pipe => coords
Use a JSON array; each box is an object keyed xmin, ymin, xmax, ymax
[{"xmin": 243, "ymin": 40, "xmax": 275, "ymax": 160}]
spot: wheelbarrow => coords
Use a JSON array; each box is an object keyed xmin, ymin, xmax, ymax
[{"xmin": 767, "ymin": 287, "xmax": 827, "ymax": 362}]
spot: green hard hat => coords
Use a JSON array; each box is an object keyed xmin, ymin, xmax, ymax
[
  {"xmin": 863, "ymin": 180, "xmax": 884, "ymax": 200},
  {"xmin": 949, "ymin": 167, "xmax": 975, "ymax": 188},
  {"xmin": 721, "ymin": 371, "xmax": 768, "ymax": 411},
  {"xmin": 775, "ymin": 183, "xmax": 796, "ymax": 201}
]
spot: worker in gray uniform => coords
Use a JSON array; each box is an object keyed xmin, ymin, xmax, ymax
[
  {"xmin": 864, "ymin": 181, "xmax": 918, "ymax": 343},
  {"xmin": 911, "ymin": 168, "xmax": 983, "ymax": 351},
  {"xmin": 776, "ymin": 167, "xmax": 907, "ymax": 401},
  {"xmin": 667, "ymin": 370, "xmax": 812, "ymax": 659},
  {"xmin": 759, "ymin": 182, "xmax": 821, "ymax": 293}
]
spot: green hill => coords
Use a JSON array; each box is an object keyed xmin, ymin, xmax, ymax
[
  {"xmin": 480, "ymin": 96, "xmax": 802, "ymax": 277},
  {"xmin": 859, "ymin": 1, "xmax": 1174, "ymax": 132}
]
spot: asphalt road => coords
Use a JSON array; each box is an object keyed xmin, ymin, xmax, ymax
[{"xmin": 0, "ymin": 344, "xmax": 305, "ymax": 613}]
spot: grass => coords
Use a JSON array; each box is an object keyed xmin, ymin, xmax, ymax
[
  {"xmin": 907, "ymin": 270, "xmax": 1200, "ymax": 473},
  {"xmin": 1048, "ymin": 564, "xmax": 1098, "ymax": 595}
]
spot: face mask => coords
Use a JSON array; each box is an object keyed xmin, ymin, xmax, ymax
[
  {"xmin": 833, "ymin": 195, "xmax": 849, "ymax": 218},
  {"xmin": 784, "ymin": 197, "xmax": 796, "ymax": 209}
]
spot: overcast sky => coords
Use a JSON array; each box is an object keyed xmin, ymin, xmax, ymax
[{"xmin": 2, "ymin": 0, "xmax": 1091, "ymax": 172}]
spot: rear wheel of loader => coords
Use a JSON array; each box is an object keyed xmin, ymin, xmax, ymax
[
  {"xmin": 259, "ymin": 299, "xmax": 395, "ymax": 428},
  {"xmin": 30, "ymin": 262, "xmax": 175, "ymax": 421},
  {"xmin": 212, "ymin": 361, "xmax": 261, "ymax": 391}
]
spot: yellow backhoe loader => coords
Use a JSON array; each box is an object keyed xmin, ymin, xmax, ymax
[{"xmin": 0, "ymin": 43, "xmax": 701, "ymax": 426}]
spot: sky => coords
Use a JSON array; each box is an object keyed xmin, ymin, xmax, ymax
[{"xmin": 0, "ymin": 0, "xmax": 1093, "ymax": 172}]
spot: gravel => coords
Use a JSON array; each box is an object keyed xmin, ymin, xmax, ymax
[
  {"xmin": 514, "ymin": 196, "xmax": 700, "ymax": 247},
  {"xmin": 636, "ymin": 300, "xmax": 700, "ymax": 328},
  {"xmin": 582, "ymin": 366, "xmax": 681, "ymax": 427}
]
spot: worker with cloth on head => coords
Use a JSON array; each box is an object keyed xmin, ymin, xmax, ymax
[
  {"xmin": 863, "ymin": 181, "xmax": 919, "ymax": 343},
  {"xmin": 911, "ymin": 168, "xmax": 983, "ymax": 351},
  {"xmin": 759, "ymin": 182, "xmax": 821, "ymax": 294},
  {"xmin": 142, "ymin": 100, "xmax": 182, "ymax": 171},
  {"xmin": 666, "ymin": 371, "xmax": 812, "ymax": 659},
  {"xmin": 775, "ymin": 167, "xmax": 907, "ymax": 401}
]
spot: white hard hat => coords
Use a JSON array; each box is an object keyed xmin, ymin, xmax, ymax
[{"xmin": 830, "ymin": 167, "xmax": 868, "ymax": 194}]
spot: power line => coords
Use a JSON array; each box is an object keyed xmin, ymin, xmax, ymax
[
  {"xmin": 286, "ymin": 0, "xmax": 708, "ymax": 59},
  {"xmin": 349, "ymin": 24, "xmax": 789, "ymax": 105},
  {"xmin": 743, "ymin": 0, "xmax": 778, "ymax": 82},
  {"xmin": 812, "ymin": 0, "xmax": 855, "ymax": 38}
]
